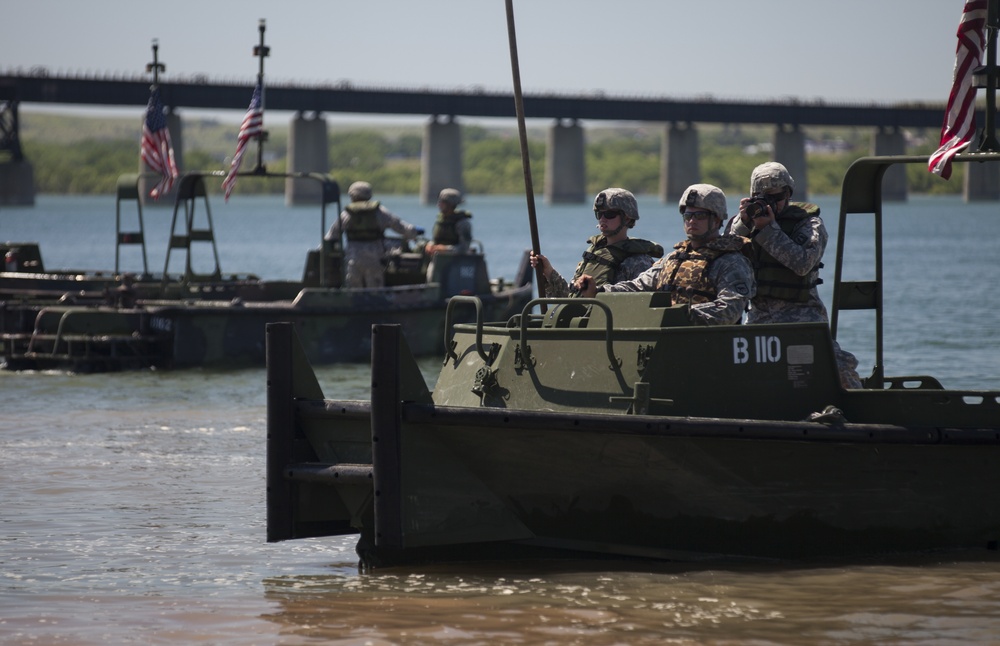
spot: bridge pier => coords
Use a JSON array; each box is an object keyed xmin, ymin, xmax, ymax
[
  {"xmin": 964, "ymin": 152, "xmax": 1000, "ymax": 201},
  {"xmin": 420, "ymin": 117, "xmax": 463, "ymax": 205},
  {"xmin": 660, "ymin": 122, "xmax": 700, "ymax": 202},
  {"xmin": 545, "ymin": 120, "xmax": 586, "ymax": 203},
  {"xmin": 139, "ymin": 110, "xmax": 183, "ymax": 204},
  {"xmin": 773, "ymin": 125, "xmax": 808, "ymax": 200},
  {"xmin": 0, "ymin": 161, "xmax": 34, "ymax": 206},
  {"xmin": 873, "ymin": 126, "xmax": 908, "ymax": 201},
  {"xmin": 286, "ymin": 112, "xmax": 329, "ymax": 205},
  {"xmin": 0, "ymin": 97, "xmax": 35, "ymax": 206}
]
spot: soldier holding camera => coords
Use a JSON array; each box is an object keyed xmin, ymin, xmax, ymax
[{"xmin": 727, "ymin": 161, "xmax": 862, "ymax": 388}]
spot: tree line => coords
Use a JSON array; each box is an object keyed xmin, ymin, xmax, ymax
[{"xmin": 19, "ymin": 114, "xmax": 961, "ymax": 198}]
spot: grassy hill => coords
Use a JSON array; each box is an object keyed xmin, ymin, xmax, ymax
[{"xmin": 14, "ymin": 111, "xmax": 958, "ymax": 196}]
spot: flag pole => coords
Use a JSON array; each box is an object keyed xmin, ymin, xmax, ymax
[
  {"xmin": 145, "ymin": 39, "xmax": 164, "ymax": 87},
  {"xmin": 504, "ymin": 0, "xmax": 547, "ymax": 302},
  {"xmin": 978, "ymin": 0, "xmax": 999, "ymax": 151},
  {"xmin": 252, "ymin": 19, "xmax": 270, "ymax": 172}
]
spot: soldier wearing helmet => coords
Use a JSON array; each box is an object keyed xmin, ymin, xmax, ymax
[
  {"xmin": 425, "ymin": 188, "xmax": 474, "ymax": 256},
  {"xmin": 577, "ymin": 184, "xmax": 754, "ymax": 326},
  {"xmin": 530, "ymin": 188, "xmax": 663, "ymax": 297},
  {"xmin": 324, "ymin": 181, "xmax": 425, "ymax": 288},
  {"xmin": 728, "ymin": 161, "xmax": 862, "ymax": 387}
]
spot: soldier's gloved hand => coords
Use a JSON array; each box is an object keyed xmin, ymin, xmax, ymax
[{"xmin": 414, "ymin": 227, "xmax": 426, "ymax": 236}]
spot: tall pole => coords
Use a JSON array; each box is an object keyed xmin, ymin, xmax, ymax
[
  {"xmin": 253, "ymin": 19, "xmax": 270, "ymax": 171},
  {"xmin": 504, "ymin": 0, "xmax": 547, "ymax": 299},
  {"xmin": 979, "ymin": 0, "xmax": 1000, "ymax": 151},
  {"xmin": 145, "ymin": 39, "xmax": 164, "ymax": 87}
]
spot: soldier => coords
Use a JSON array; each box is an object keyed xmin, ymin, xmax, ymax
[
  {"xmin": 324, "ymin": 181, "xmax": 424, "ymax": 288},
  {"xmin": 530, "ymin": 188, "xmax": 663, "ymax": 298},
  {"xmin": 727, "ymin": 161, "xmax": 862, "ymax": 388},
  {"xmin": 425, "ymin": 188, "xmax": 473, "ymax": 255},
  {"xmin": 577, "ymin": 183, "xmax": 754, "ymax": 326}
]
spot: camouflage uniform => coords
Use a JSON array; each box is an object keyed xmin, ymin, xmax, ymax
[
  {"xmin": 728, "ymin": 204, "xmax": 829, "ymax": 322},
  {"xmin": 728, "ymin": 162, "xmax": 862, "ymax": 387},
  {"xmin": 600, "ymin": 235, "xmax": 755, "ymax": 325},
  {"xmin": 324, "ymin": 182, "xmax": 422, "ymax": 288},
  {"xmin": 432, "ymin": 188, "xmax": 474, "ymax": 254},
  {"xmin": 542, "ymin": 187, "xmax": 660, "ymax": 297},
  {"xmin": 431, "ymin": 212, "xmax": 473, "ymax": 254},
  {"xmin": 545, "ymin": 237, "xmax": 661, "ymax": 298}
]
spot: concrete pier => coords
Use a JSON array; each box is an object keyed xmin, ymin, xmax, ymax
[
  {"xmin": 138, "ymin": 111, "xmax": 183, "ymax": 205},
  {"xmin": 773, "ymin": 125, "xmax": 808, "ymax": 200},
  {"xmin": 873, "ymin": 127, "xmax": 908, "ymax": 201},
  {"xmin": 660, "ymin": 122, "xmax": 700, "ymax": 202},
  {"xmin": 0, "ymin": 160, "xmax": 35, "ymax": 206},
  {"xmin": 286, "ymin": 113, "xmax": 329, "ymax": 205},
  {"xmin": 545, "ymin": 120, "xmax": 586, "ymax": 203},
  {"xmin": 420, "ymin": 117, "xmax": 463, "ymax": 205},
  {"xmin": 964, "ymin": 154, "xmax": 1000, "ymax": 201}
]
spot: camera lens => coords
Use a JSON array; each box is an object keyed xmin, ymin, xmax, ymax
[{"xmin": 745, "ymin": 200, "xmax": 765, "ymax": 218}]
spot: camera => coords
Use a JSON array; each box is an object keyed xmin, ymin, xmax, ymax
[{"xmin": 745, "ymin": 194, "xmax": 778, "ymax": 219}]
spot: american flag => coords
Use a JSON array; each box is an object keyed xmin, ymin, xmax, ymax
[
  {"xmin": 222, "ymin": 80, "xmax": 264, "ymax": 200},
  {"xmin": 929, "ymin": 0, "xmax": 989, "ymax": 179},
  {"xmin": 140, "ymin": 86, "xmax": 179, "ymax": 199}
]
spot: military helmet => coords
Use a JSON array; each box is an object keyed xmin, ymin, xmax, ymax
[
  {"xmin": 593, "ymin": 188, "xmax": 639, "ymax": 223},
  {"xmin": 438, "ymin": 188, "xmax": 464, "ymax": 206},
  {"xmin": 679, "ymin": 183, "xmax": 728, "ymax": 221},
  {"xmin": 751, "ymin": 162, "xmax": 795, "ymax": 196},
  {"xmin": 348, "ymin": 181, "xmax": 373, "ymax": 201}
]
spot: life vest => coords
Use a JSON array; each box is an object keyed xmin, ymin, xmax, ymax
[
  {"xmin": 653, "ymin": 235, "xmax": 748, "ymax": 305},
  {"xmin": 431, "ymin": 210, "xmax": 472, "ymax": 245},
  {"xmin": 344, "ymin": 201, "xmax": 383, "ymax": 242},
  {"xmin": 572, "ymin": 236, "xmax": 664, "ymax": 287},
  {"xmin": 752, "ymin": 202, "xmax": 823, "ymax": 302}
]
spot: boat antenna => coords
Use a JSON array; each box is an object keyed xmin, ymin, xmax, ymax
[
  {"xmin": 145, "ymin": 39, "xmax": 164, "ymax": 87},
  {"xmin": 252, "ymin": 18, "xmax": 270, "ymax": 172},
  {"xmin": 977, "ymin": 0, "xmax": 1000, "ymax": 151},
  {"xmin": 505, "ymin": 0, "xmax": 547, "ymax": 300}
]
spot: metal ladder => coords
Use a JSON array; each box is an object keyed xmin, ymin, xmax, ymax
[
  {"xmin": 162, "ymin": 173, "xmax": 222, "ymax": 284},
  {"xmin": 114, "ymin": 173, "xmax": 150, "ymax": 277}
]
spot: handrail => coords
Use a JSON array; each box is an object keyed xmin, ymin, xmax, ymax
[
  {"xmin": 519, "ymin": 297, "xmax": 619, "ymax": 370},
  {"xmin": 443, "ymin": 295, "xmax": 488, "ymax": 363},
  {"xmin": 26, "ymin": 307, "xmax": 87, "ymax": 356}
]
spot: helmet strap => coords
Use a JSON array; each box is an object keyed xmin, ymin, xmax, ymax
[{"xmin": 607, "ymin": 221, "xmax": 627, "ymax": 237}]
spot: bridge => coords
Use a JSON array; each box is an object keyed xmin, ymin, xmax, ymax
[{"xmin": 0, "ymin": 70, "xmax": 995, "ymax": 206}]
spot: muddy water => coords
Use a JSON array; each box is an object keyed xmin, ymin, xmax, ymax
[
  {"xmin": 4, "ymin": 366, "xmax": 1000, "ymax": 644},
  {"xmin": 4, "ymin": 194, "xmax": 1000, "ymax": 643}
]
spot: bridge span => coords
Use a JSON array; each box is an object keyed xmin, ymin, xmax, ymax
[{"xmin": 0, "ymin": 71, "xmax": 995, "ymax": 205}]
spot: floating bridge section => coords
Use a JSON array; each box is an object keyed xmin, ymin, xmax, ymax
[{"xmin": 1, "ymin": 71, "xmax": 996, "ymax": 205}]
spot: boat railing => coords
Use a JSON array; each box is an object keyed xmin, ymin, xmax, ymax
[
  {"xmin": 443, "ymin": 295, "xmax": 488, "ymax": 364},
  {"xmin": 830, "ymin": 151, "xmax": 1000, "ymax": 388},
  {"xmin": 518, "ymin": 297, "xmax": 620, "ymax": 371},
  {"xmin": 26, "ymin": 306, "xmax": 140, "ymax": 356}
]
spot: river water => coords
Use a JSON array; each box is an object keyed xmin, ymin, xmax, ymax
[{"xmin": 3, "ymin": 192, "xmax": 1000, "ymax": 644}]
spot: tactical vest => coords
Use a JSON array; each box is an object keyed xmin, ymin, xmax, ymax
[
  {"xmin": 431, "ymin": 210, "xmax": 472, "ymax": 245},
  {"xmin": 653, "ymin": 235, "xmax": 748, "ymax": 305},
  {"xmin": 344, "ymin": 201, "xmax": 383, "ymax": 242},
  {"xmin": 752, "ymin": 202, "xmax": 823, "ymax": 302},
  {"xmin": 572, "ymin": 236, "xmax": 665, "ymax": 287}
]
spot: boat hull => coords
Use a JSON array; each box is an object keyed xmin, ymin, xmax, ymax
[
  {"xmin": 2, "ymin": 250, "xmax": 533, "ymax": 370},
  {"xmin": 266, "ymin": 322, "xmax": 1000, "ymax": 567}
]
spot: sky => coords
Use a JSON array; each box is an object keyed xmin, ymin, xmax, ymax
[{"xmin": 0, "ymin": 0, "xmax": 975, "ymax": 123}]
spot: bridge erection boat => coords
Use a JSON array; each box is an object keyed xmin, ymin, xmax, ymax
[
  {"xmin": 265, "ymin": 1, "xmax": 1000, "ymax": 568},
  {"xmin": 266, "ymin": 149, "xmax": 1000, "ymax": 568},
  {"xmin": 0, "ymin": 171, "xmax": 532, "ymax": 372},
  {"xmin": 0, "ymin": 25, "xmax": 532, "ymax": 372}
]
